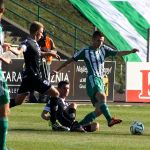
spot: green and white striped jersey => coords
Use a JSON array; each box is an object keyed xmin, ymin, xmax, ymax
[{"xmin": 73, "ymin": 45, "xmax": 117, "ymax": 78}]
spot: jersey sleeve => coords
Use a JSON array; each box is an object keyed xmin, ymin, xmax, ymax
[
  {"xmin": 18, "ymin": 41, "xmax": 27, "ymax": 52},
  {"xmin": 103, "ymin": 45, "xmax": 118, "ymax": 58},
  {"xmin": 43, "ymin": 100, "xmax": 50, "ymax": 112},
  {"xmin": 73, "ymin": 48, "xmax": 85, "ymax": 61}
]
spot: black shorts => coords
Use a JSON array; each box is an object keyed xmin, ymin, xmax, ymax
[
  {"xmin": 57, "ymin": 111, "xmax": 73, "ymax": 128},
  {"xmin": 18, "ymin": 75, "xmax": 51, "ymax": 94}
]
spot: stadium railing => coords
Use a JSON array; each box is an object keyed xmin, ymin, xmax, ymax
[{"xmin": 5, "ymin": 0, "xmax": 92, "ymax": 55}]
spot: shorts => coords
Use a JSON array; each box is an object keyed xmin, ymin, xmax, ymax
[
  {"xmin": 0, "ymin": 70, "xmax": 10, "ymax": 106},
  {"xmin": 18, "ymin": 74, "xmax": 51, "ymax": 94},
  {"xmin": 57, "ymin": 111, "xmax": 73, "ymax": 128},
  {"xmin": 86, "ymin": 75, "xmax": 105, "ymax": 105}
]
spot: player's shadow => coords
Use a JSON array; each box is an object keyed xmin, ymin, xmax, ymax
[
  {"xmin": 9, "ymin": 128, "xmax": 51, "ymax": 132},
  {"xmin": 9, "ymin": 128, "xmax": 150, "ymax": 136},
  {"xmin": 9, "ymin": 128, "xmax": 70, "ymax": 134},
  {"xmin": 93, "ymin": 131, "xmax": 150, "ymax": 136}
]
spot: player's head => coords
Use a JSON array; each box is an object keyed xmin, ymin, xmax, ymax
[
  {"xmin": 58, "ymin": 80, "xmax": 70, "ymax": 98},
  {"xmin": 0, "ymin": 0, "xmax": 5, "ymax": 17},
  {"xmin": 92, "ymin": 31, "xmax": 104, "ymax": 49},
  {"xmin": 29, "ymin": 21, "xmax": 44, "ymax": 41}
]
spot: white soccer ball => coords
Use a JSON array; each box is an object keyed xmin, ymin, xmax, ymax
[{"xmin": 130, "ymin": 121, "xmax": 144, "ymax": 135}]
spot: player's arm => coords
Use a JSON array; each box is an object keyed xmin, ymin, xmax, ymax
[
  {"xmin": 8, "ymin": 46, "xmax": 24, "ymax": 56},
  {"xmin": 41, "ymin": 51, "xmax": 61, "ymax": 61},
  {"xmin": 2, "ymin": 42, "xmax": 24, "ymax": 56},
  {"xmin": 55, "ymin": 58, "xmax": 74, "ymax": 72},
  {"xmin": 116, "ymin": 48, "xmax": 139, "ymax": 56},
  {"xmin": 2, "ymin": 43, "xmax": 11, "ymax": 50},
  {"xmin": 0, "ymin": 55, "xmax": 12, "ymax": 64},
  {"xmin": 41, "ymin": 110, "xmax": 50, "ymax": 121}
]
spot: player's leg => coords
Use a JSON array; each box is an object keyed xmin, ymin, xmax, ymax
[
  {"xmin": 57, "ymin": 103, "xmax": 78, "ymax": 127},
  {"xmin": 29, "ymin": 91, "xmax": 38, "ymax": 103},
  {"xmin": 9, "ymin": 76, "xmax": 30, "ymax": 108},
  {"xmin": 66, "ymin": 103, "xmax": 77, "ymax": 121},
  {"xmin": 57, "ymin": 104, "xmax": 85, "ymax": 132},
  {"xmin": 0, "ymin": 104, "xmax": 9, "ymax": 150},
  {"xmin": 79, "ymin": 76, "xmax": 100, "ymax": 125},
  {"xmin": 90, "ymin": 122, "xmax": 99, "ymax": 132},
  {"xmin": 56, "ymin": 111, "xmax": 73, "ymax": 131},
  {"xmin": 83, "ymin": 122, "xmax": 99, "ymax": 132},
  {"xmin": 56, "ymin": 104, "xmax": 84, "ymax": 132},
  {"xmin": 9, "ymin": 93, "xmax": 28, "ymax": 108},
  {"xmin": 95, "ymin": 91, "xmax": 112, "ymax": 123},
  {"xmin": 35, "ymin": 78, "xmax": 68, "ymax": 130},
  {"xmin": 45, "ymin": 86, "xmax": 59, "ymax": 126},
  {"xmin": 79, "ymin": 110, "xmax": 97, "ymax": 126},
  {"xmin": 15, "ymin": 93, "xmax": 28, "ymax": 105},
  {"xmin": 95, "ymin": 81, "xmax": 122, "ymax": 127},
  {"xmin": 0, "ymin": 77, "xmax": 10, "ymax": 150},
  {"xmin": 80, "ymin": 75, "xmax": 122, "ymax": 127}
]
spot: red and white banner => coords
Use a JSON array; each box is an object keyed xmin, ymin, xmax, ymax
[{"xmin": 126, "ymin": 62, "xmax": 150, "ymax": 102}]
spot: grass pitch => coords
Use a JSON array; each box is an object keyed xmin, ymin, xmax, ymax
[{"xmin": 8, "ymin": 103, "xmax": 150, "ymax": 150}]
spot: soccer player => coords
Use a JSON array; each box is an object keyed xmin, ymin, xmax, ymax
[
  {"xmin": 9, "ymin": 21, "xmax": 64, "ymax": 130},
  {"xmin": 0, "ymin": 1, "xmax": 13, "ymax": 149},
  {"xmin": 52, "ymin": 30, "xmax": 139, "ymax": 128},
  {"xmin": 41, "ymin": 80, "xmax": 99, "ymax": 132},
  {"xmin": 8, "ymin": 30, "xmax": 57, "ymax": 103}
]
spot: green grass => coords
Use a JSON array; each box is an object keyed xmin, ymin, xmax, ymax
[{"xmin": 7, "ymin": 103, "xmax": 150, "ymax": 150}]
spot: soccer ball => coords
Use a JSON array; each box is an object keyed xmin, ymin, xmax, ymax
[{"xmin": 130, "ymin": 121, "xmax": 144, "ymax": 135}]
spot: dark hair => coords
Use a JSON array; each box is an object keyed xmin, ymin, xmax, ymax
[
  {"xmin": 92, "ymin": 31, "xmax": 104, "ymax": 39},
  {"xmin": 58, "ymin": 80, "xmax": 70, "ymax": 88}
]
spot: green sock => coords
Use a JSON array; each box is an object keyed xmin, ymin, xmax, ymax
[
  {"xmin": 0, "ymin": 117, "xmax": 8, "ymax": 150},
  {"xmin": 79, "ymin": 112, "xmax": 96, "ymax": 125},
  {"xmin": 100, "ymin": 103, "xmax": 112, "ymax": 122}
]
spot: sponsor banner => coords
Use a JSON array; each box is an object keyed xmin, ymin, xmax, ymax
[
  {"xmin": 2, "ymin": 59, "xmax": 24, "ymax": 99},
  {"xmin": 51, "ymin": 60, "xmax": 116, "ymax": 101},
  {"xmin": 2, "ymin": 59, "xmax": 115, "ymax": 101},
  {"xmin": 126, "ymin": 62, "xmax": 150, "ymax": 102}
]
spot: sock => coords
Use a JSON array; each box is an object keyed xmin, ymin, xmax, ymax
[
  {"xmin": 9, "ymin": 99, "xmax": 16, "ymax": 108},
  {"xmin": 0, "ymin": 117, "xmax": 8, "ymax": 150},
  {"xmin": 100, "ymin": 103, "xmax": 112, "ymax": 122},
  {"xmin": 79, "ymin": 111, "xmax": 96, "ymax": 125},
  {"xmin": 68, "ymin": 108, "xmax": 76, "ymax": 120},
  {"xmin": 50, "ymin": 97, "xmax": 58, "ymax": 124}
]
